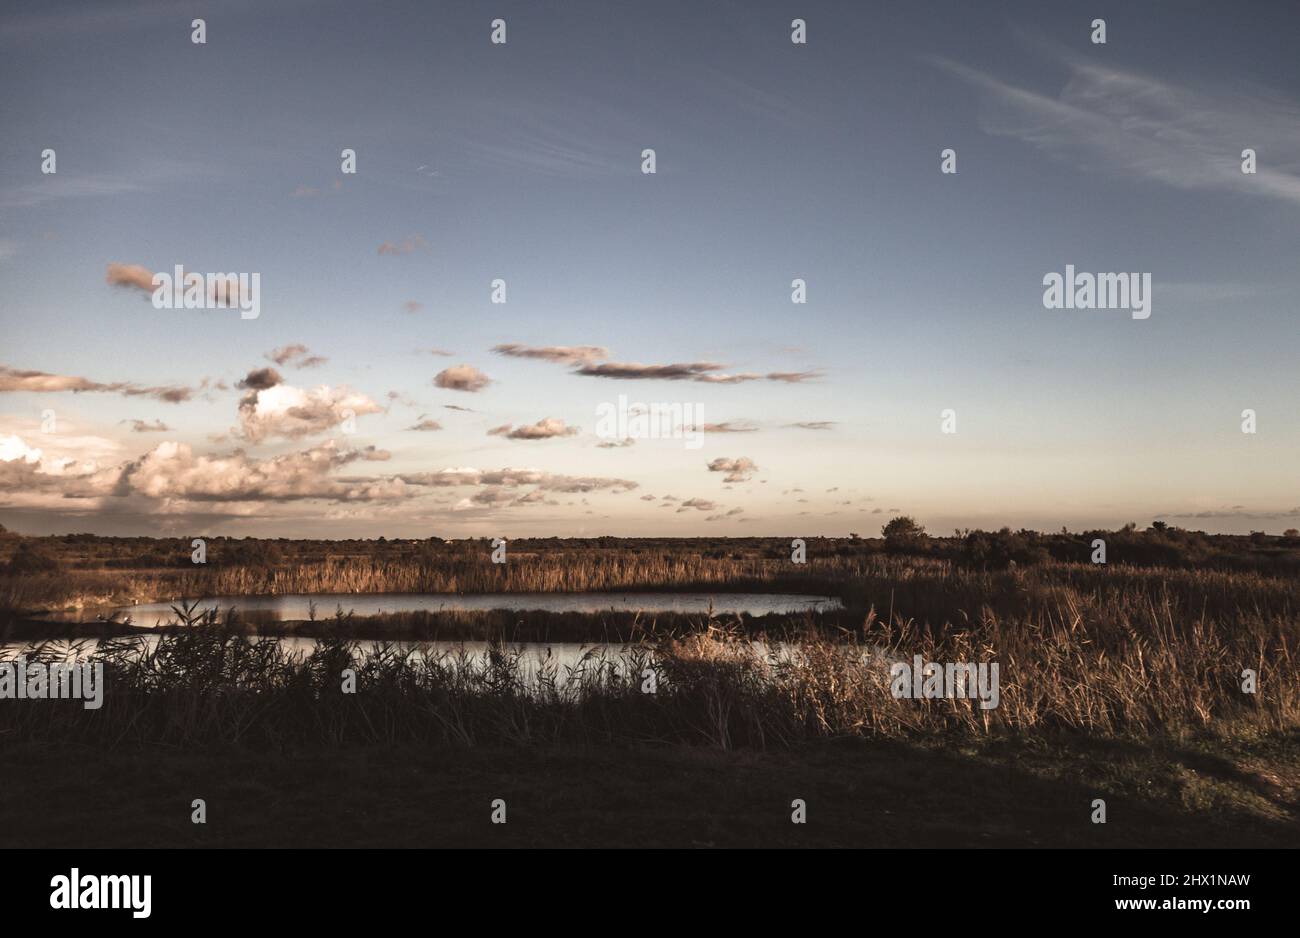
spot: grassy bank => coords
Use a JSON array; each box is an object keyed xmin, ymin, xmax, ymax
[{"xmin": 3, "ymin": 735, "xmax": 1295, "ymax": 848}]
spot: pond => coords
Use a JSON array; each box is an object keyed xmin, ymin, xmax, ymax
[{"xmin": 109, "ymin": 591, "xmax": 842, "ymax": 627}]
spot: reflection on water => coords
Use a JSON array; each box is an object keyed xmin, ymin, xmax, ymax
[
  {"xmin": 1, "ymin": 638, "xmax": 665, "ymax": 686},
  {"xmin": 108, "ymin": 591, "xmax": 841, "ymax": 628},
  {"xmin": 1, "ymin": 633, "xmax": 893, "ymax": 689}
]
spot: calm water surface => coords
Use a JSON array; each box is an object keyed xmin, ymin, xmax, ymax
[
  {"xmin": 8, "ymin": 593, "xmax": 849, "ymax": 680},
  {"xmin": 110, "ymin": 591, "xmax": 841, "ymax": 627}
]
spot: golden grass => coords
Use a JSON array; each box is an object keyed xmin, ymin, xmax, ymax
[{"xmin": 4, "ymin": 577, "xmax": 1294, "ymax": 748}]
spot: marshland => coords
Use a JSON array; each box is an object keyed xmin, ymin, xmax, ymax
[{"xmin": 1, "ymin": 523, "xmax": 1297, "ymax": 847}]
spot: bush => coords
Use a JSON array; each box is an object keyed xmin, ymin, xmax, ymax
[
  {"xmin": 959, "ymin": 528, "xmax": 1050, "ymax": 569},
  {"xmin": 881, "ymin": 516, "xmax": 928, "ymax": 554},
  {"xmin": 6, "ymin": 543, "xmax": 62, "ymax": 575}
]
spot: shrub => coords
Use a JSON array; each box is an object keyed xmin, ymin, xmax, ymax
[
  {"xmin": 959, "ymin": 528, "xmax": 1050, "ymax": 569},
  {"xmin": 881, "ymin": 516, "xmax": 927, "ymax": 554},
  {"xmin": 6, "ymin": 542, "xmax": 61, "ymax": 575}
]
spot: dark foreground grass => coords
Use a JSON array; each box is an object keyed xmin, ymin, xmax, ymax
[
  {"xmin": 1, "ymin": 619, "xmax": 1296, "ymax": 847},
  {"xmin": 3, "ymin": 733, "xmax": 1296, "ymax": 848}
]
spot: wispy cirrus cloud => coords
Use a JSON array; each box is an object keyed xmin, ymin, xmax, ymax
[
  {"xmin": 455, "ymin": 99, "xmax": 635, "ymax": 178},
  {"xmin": 1, "ymin": 174, "xmax": 148, "ymax": 210},
  {"xmin": 933, "ymin": 46, "xmax": 1300, "ymax": 207}
]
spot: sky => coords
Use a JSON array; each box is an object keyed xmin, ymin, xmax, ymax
[{"xmin": 1, "ymin": 0, "xmax": 1297, "ymax": 538}]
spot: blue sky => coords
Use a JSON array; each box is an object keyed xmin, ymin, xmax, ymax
[{"xmin": 1, "ymin": 0, "xmax": 1297, "ymax": 537}]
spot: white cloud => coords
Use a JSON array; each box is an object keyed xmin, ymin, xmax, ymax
[
  {"xmin": 237, "ymin": 384, "xmax": 382, "ymax": 442},
  {"xmin": 0, "ymin": 434, "xmax": 42, "ymax": 464}
]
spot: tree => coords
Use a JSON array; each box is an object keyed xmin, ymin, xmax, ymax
[{"xmin": 881, "ymin": 516, "xmax": 927, "ymax": 553}]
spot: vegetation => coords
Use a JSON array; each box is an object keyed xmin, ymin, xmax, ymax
[
  {"xmin": 3, "ymin": 541, "xmax": 61, "ymax": 576},
  {"xmin": 1, "ymin": 526, "xmax": 1296, "ymax": 846},
  {"xmin": 6, "ymin": 571, "xmax": 1295, "ymax": 746},
  {"xmin": 1, "ymin": 525, "xmax": 1298, "ymax": 619},
  {"xmin": 881, "ymin": 515, "xmax": 928, "ymax": 553}
]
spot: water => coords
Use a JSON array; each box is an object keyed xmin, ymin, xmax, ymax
[
  {"xmin": 0, "ymin": 637, "xmax": 884, "ymax": 691},
  {"xmin": 7, "ymin": 593, "xmax": 849, "ymax": 684},
  {"xmin": 0, "ymin": 636, "xmax": 893, "ymax": 690},
  {"xmin": 107, "ymin": 591, "xmax": 841, "ymax": 628},
  {"xmin": 0, "ymin": 636, "xmax": 635, "ymax": 679}
]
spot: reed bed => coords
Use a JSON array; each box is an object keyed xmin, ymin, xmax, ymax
[
  {"xmin": 6, "ymin": 548, "xmax": 1296, "ymax": 636},
  {"xmin": 0, "ymin": 550, "xmax": 851, "ymax": 613},
  {"xmin": 4, "ymin": 582, "xmax": 1294, "ymax": 750}
]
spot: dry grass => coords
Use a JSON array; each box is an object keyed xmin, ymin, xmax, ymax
[
  {"xmin": 1, "ymin": 548, "xmax": 845, "ymax": 612},
  {"xmin": 2, "ymin": 545, "xmax": 1296, "ymax": 749},
  {"xmin": 4, "ymin": 578, "xmax": 1294, "ymax": 748}
]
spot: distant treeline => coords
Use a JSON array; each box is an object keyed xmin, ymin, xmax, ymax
[{"xmin": 2, "ymin": 521, "xmax": 1298, "ymax": 577}]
